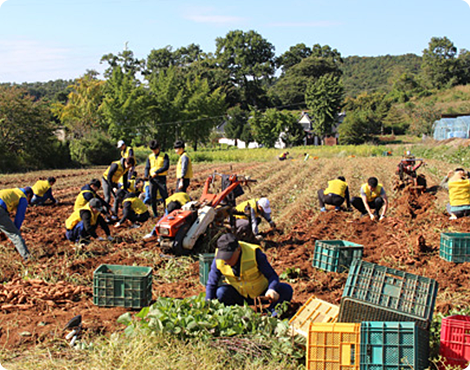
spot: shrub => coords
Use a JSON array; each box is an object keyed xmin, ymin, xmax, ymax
[{"xmin": 69, "ymin": 132, "xmax": 118, "ymax": 165}]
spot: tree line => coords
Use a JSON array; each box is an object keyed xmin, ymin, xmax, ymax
[{"xmin": 1, "ymin": 32, "xmax": 469, "ymax": 172}]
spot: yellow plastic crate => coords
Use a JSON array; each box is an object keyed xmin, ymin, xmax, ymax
[
  {"xmin": 289, "ymin": 295, "xmax": 339, "ymax": 337},
  {"xmin": 307, "ymin": 323, "xmax": 360, "ymax": 370}
]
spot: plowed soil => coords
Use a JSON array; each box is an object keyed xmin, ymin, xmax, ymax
[{"xmin": 0, "ymin": 158, "xmax": 468, "ymax": 352}]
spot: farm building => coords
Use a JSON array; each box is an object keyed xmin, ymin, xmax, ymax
[{"xmin": 433, "ymin": 114, "xmax": 470, "ymax": 140}]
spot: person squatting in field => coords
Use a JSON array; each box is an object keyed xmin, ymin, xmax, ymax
[
  {"xmin": 234, "ymin": 197, "xmax": 276, "ymax": 241},
  {"xmin": 351, "ymin": 177, "xmax": 388, "ymax": 221},
  {"xmin": 318, "ymin": 176, "xmax": 351, "ymax": 212},
  {"xmin": 144, "ymin": 139, "xmax": 169, "ymax": 218},
  {"xmin": 65, "ymin": 198, "xmax": 113, "ymax": 244},
  {"xmin": 114, "ymin": 189, "xmax": 150, "ymax": 229},
  {"xmin": 0, "ymin": 186, "xmax": 33, "ymax": 260},
  {"xmin": 205, "ymin": 233, "xmax": 293, "ymax": 317},
  {"xmin": 102, "ymin": 157, "xmax": 135, "ymax": 220},
  {"xmin": 30, "ymin": 177, "xmax": 58, "ymax": 206},
  {"xmin": 445, "ymin": 168, "xmax": 470, "ymax": 220}
]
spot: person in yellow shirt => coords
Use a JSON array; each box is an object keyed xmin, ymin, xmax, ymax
[
  {"xmin": 174, "ymin": 140, "xmax": 193, "ymax": 193},
  {"xmin": 447, "ymin": 169, "xmax": 470, "ymax": 220},
  {"xmin": 205, "ymin": 233, "xmax": 293, "ymax": 317},
  {"xmin": 317, "ymin": 176, "xmax": 351, "ymax": 212},
  {"xmin": 235, "ymin": 197, "xmax": 276, "ymax": 241},
  {"xmin": 144, "ymin": 139, "xmax": 169, "ymax": 217},
  {"xmin": 114, "ymin": 190, "xmax": 150, "ymax": 229},
  {"xmin": 351, "ymin": 177, "xmax": 388, "ymax": 221},
  {"xmin": 31, "ymin": 177, "xmax": 58, "ymax": 206},
  {"xmin": 117, "ymin": 140, "xmax": 135, "ymax": 180}
]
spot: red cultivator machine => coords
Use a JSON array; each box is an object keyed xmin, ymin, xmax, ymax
[{"xmin": 155, "ymin": 172, "xmax": 256, "ymax": 255}]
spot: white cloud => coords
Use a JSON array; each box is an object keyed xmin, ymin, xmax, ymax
[
  {"xmin": 463, "ymin": 0, "xmax": 470, "ymax": 8},
  {"xmin": 0, "ymin": 0, "xmax": 8, "ymax": 9},
  {"xmin": 267, "ymin": 21, "xmax": 342, "ymax": 28},
  {"xmin": 182, "ymin": 7, "xmax": 246, "ymax": 25}
]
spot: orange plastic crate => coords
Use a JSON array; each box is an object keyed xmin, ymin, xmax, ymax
[{"xmin": 307, "ymin": 323, "xmax": 360, "ymax": 370}]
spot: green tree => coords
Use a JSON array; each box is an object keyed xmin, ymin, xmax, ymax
[
  {"xmin": 278, "ymin": 112, "xmax": 305, "ymax": 147},
  {"xmin": 407, "ymin": 103, "xmax": 441, "ymax": 136},
  {"xmin": 457, "ymin": 49, "xmax": 470, "ymax": 85},
  {"xmin": 51, "ymin": 74, "xmax": 106, "ymax": 139},
  {"xmin": 224, "ymin": 106, "xmax": 248, "ymax": 144},
  {"xmin": 276, "ymin": 43, "xmax": 312, "ymax": 72},
  {"xmin": 305, "ymin": 74, "xmax": 344, "ymax": 137},
  {"xmin": 421, "ymin": 36, "xmax": 458, "ymax": 89},
  {"xmin": 338, "ymin": 111, "xmax": 375, "ymax": 145},
  {"xmin": 215, "ymin": 30, "xmax": 275, "ymax": 109}
]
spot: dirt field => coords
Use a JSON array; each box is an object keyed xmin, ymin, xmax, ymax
[{"xmin": 0, "ymin": 156, "xmax": 468, "ymax": 352}]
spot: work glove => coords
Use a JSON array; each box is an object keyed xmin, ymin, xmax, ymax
[
  {"xmin": 369, "ymin": 214, "xmax": 376, "ymax": 221},
  {"xmin": 265, "ymin": 289, "xmax": 280, "ymax": 303},
  {"xmin": 107, "ymin": 235, "xmax": 114, "ymax": 241},
  {"xmin": 255, "ymin": 234, "xmax": 263, "ymax": 241},
  {"xmin": 114, "ymin": 222, "xmax": 121, "ymax": 228},
  {"xmin": 379, "ymin": 215, "xmax": 385, "ymax": 221}
]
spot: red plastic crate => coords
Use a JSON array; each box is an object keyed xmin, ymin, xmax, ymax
[{"xmin": 440, "ymin": 315, "xmax": 470, "ymax": 369}]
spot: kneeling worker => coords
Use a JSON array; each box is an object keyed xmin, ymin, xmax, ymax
[
  {"xmin": 235, "ymin": 197, "xmax": 276, "ymax": 241},
  {"xmin": 318, "ymin": 176, "xmax": 351, "ymax": 212},
  {"xmin": 31, "ymin": 177, "xmax": 58, "ymax": 205},
  {"xmin": 114, "ymin": 190, "xmax": 150, "ymax": 229},
  {"xmin": 65, "ymin": 198, "xmax": 113, "ymax": 244},
  {"xmin": 447, "ymin": 169, "xmax": 470, "ymax": 219},
  {"xmin": 205, "ymin": 233, "xmax": 293, "ymax": 316},
  {"xmin": 351, "ymin": 177, "xmax": 388, "ymax": 220}
]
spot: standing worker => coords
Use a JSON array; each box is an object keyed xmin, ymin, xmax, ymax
[
  {"xmin": 117, "ymin": 140, "xmax": 135, "ymax": 180},
  {"xmin": 318, "ymin": 176, "xmax": 351, "ymax": 212},
  {"xmin": 114, "ymin": 190, "xmax": 150, "ymax": 229},
  {"xmin": 0, "ymin": 186, "xmax": 33, "ymax": 260},
  {"xmin": 144, "ymin": 139, "xmax": 169, "ymax": 217},
  {"xmin": 65, "ymin": 198, "xmax": 113, "ymax": 244},
  {"xmin": 351, "ymin": 177, "xmax": 388, "ymax": 220},
  {"xmin": 31, "ymin": 177, "xmax": 58, "ymax": 205},
  {"xmin": 205, "ymin": 233, "xmax": 293, "ymax": 317},
  {"xmin": 235, "ymin": 197, "xmax": 276, "ymax": 241},
  {"xmin": 174, "ymin": 140, "xmax": 193, "ymax": 193},
  {"xmin": 102, "ymin": 157, "xmax": 135, "ymax": 219}
]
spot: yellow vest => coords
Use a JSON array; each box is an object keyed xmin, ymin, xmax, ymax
[
  {"xmin": 121, "ymin": 146, "xmax": 134, "ymax": 159},
  {"xmin": 216, "ymin": 242, "xmax": 268, "ymax": 299},
  {"xmin": 235, "ymin": 199, "xmax": 259, "ymax": 220},
  {"xmin": 123, "ymin": 196, "xmax": 148, "ymax": 215},
  {"xmin": 103, "ymin": 160, "xmax": 128, "ymax": 183},
  {"xmin": 149, "ymin": 152, "xmax": 168, "ymax": 176},
  {"xmin": 324, "ymin": 179, "xmax": 348, "ymax": 197},
  {"xmin": 65, "ymin": 203, "xmax": 99, "ymax": 230},
  {"xmin": 0, "ymin": 188, "xmax": 26, "ymax": 213},
  {"xmin": 177, "ymin": 152, "xmax": 193, "ymax": 179},
  {"xmin": 32, "ymin": 180, "xmax": 51, "ymax": 197},
  {"xmin": 74, "ymin": 189, "xmax": 96, "ymax": 211},
  {"xmin": 449, "ymin": 179, "xmax": 470, "ymax": 206},
  {"xmin": 165, "ymin": 192, "xmax": 190, "ymax": 208},
  {"xmin": 361, "ymin": 183, "xmax": 383, "ymax": 202}
]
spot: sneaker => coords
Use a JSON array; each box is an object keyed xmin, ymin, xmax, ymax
[
  {"xmin": 449, "ymin": 215, "xmax": 458, "ymax": 220},
  {"xmin": 320, "ymin": 207, "xmax": 327, "ymax": 213},
  {"xmin": 143, "ymin": 232, "xmax": 155, "ymax": 239},
  {"xmin": 130, "ymin": 223, "xmax": 141, "ymax": 229}
]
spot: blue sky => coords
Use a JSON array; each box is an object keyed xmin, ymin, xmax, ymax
[{"xmin": 0, "ymin": 0, "xmax": 469, "ymax": 83}]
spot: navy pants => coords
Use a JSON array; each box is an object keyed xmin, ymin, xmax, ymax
[
  {"xmin": 31, "ymin": 188, "xmax": 55, "ymax": 205},
  {"xmin": 215, "ymin": 283, "xmax": 293, "ymax": 313}
]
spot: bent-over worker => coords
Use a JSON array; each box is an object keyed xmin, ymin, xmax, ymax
[
  {"xmin": 31, "ymin": 177, "xmax": 58, "ymax": 205},
  {"xmin": 0, "ymin": 187, "xmax": 33, "ymax": 260},
  {"xmin": 351, "ymin": 177, "xmax": 388, "ymax": 221},
  {"xmin": 114, "ymin": 190, "xmax": 150, "ymax": 229},
  {"xmin": 447, "ymin": 169, "xmax": 470, "ymax": 219},
  {"xmin": 205, "ymin": 233, "xmax": 293, "ymax": 316},
  {"xmin": 235, "ymin": 197, "xmax": 276, "ymax": 241}
]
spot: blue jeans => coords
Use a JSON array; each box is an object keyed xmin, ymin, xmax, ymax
[
  {"xmin": 215, "ymin": 283, "xmax": 293, "ymax": 313},
  {"xmin": 65, "ymin": 222, "xmax": 85, "ymax": 243},
  {"xmin": 31, "ymin": 188, "xmax": 54, "ymax": 205}
]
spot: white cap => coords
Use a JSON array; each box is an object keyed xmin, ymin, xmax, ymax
[
  {"xmin": 257, "ymin": 197, "xmax": 271, "ymax": 214},
  {"xmin": 117, "ymin": 140, "xmax": 125, "ymax": 148}
]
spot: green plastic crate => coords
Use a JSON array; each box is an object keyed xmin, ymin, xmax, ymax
[
  {"xmin": 360, "ymin": 322, "xmax": 429, "ymax": 370},
  {"xmin": 440, "ymin": 232, "xmax": 470, "ymax": 263},
  {"xmin": 338, "ymin": 260, "xmax": 438, "ymax": 330},
  {"xmin": 199, "ymin": 253, "xmax": 215, "ymax": 286},
  {"xmin": 93, "ymin": 264, "xmax": 153, "ymax": 309},
  {"xmin": 313, "ymin": 240, "xmax": 364, "ymax": 273}
]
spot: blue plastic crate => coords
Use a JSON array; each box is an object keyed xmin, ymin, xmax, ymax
[
  {"xmin": 440, "ymin": 232, "xmax": 470, "ymax": 263},
  {"xmin": 312, "ymin": 240, "xmax": 364, "ymax": 273},
  {"xmin": 360, "ymin": 322, "xmax": 429, "ymax": 370},
  {"xmin": 338, "ymin": 260, "xmax": 438, "ymax": 330}
]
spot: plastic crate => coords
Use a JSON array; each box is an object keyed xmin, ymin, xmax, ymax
[
  {"xmin": 289, "ymin": 295, "xmax": 339, "ymax": 337},
  {"xmin": 313, "ymin": 240, "xmax": 363, "ymax": 273},
  {"xmin": 199, "ymin": 253, "xmax": 215, "ymax": 286},
  {"xmin": 440, "ymin": 233, "xmax": 470, "ymax": 263},
  {"xmin": 439, "ymin": 315, "xmax": 470, "ymax": 369},
  {"xmin": 360, "ymin": 322, "xmax": 429, "ymax": 370},
  {"xmin": 338, "ymin": 260, "xmax": 438, "ymax": 330},
  {"xmin": 307, "ymin": 323, "xmax": 361, "ymax": 370},
  {"xmin": 93, "ymin": 264, "xmax": 153, "ymax": 309}
]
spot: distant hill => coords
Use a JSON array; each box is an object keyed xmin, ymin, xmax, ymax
[{"xmin": 341, "ymin": 54, "xmax": 422, "ymax": 97}]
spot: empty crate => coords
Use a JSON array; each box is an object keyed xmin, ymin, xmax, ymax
[
  {"xmin": 360, "ymin": 321, "xmax": 429, "ymax": 370},
  {"xmin": 440, "ymin": 233, "xmax": 470, "ymax": 263},
  {"xmin": 338, "ymin": 260, "xmax": 438, "ymax": 330},
  {"xmin": 93, "ymin": 264, "xmax": 153, "ymax": 309},
  {"xmin": 289, "ymin": 295, "xmax": 339, "ymax": 337},
  {"xmin": 312, "ymin": 240, "xmax": 364, "ymax": 273},
  {"xmin": 439, "ymin": 315, "xmax": 470, "ymax": 369},
  {"xmin": 307, "ymin": 323, "xmax": 361, "ymax": 370}
]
